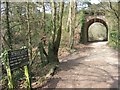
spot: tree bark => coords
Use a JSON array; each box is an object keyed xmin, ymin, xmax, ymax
[
  {"xmin": 47, "ymin": 0, "xmax": 64, "ymax": 64},
  {"xmin": 26, "ymin": 2, "xmax": 32, "ymax": 63},
  {"xmin": 6, "ymin": 2, "xmax": 12, "ymax": 49},
  {"xmin": 38, "ymin": 42, "xmax": 48, "ymax": 66},
  {"xmin": 0, "ymin": 1, "xmax": 1, "ymax": 51},
  {"xmin": 42, "ymin": 0, "xmax": 46, "ymax": 32},
  {"xmin": 51, "ymin": 0, "xmax": 57, "ymax": 43},
  {"xmin": 55, "ymin": 0, "xmax": 64, "ymax": 55},
  {"xmin": 69, "ymin": 0, "xmax": 76, "ymax": 49},
  {"xmin": 66, "ymin": 2, "xmax": 71, "ymax": 32},
  {"xmin": 118, "ymin": 1, "xmax": 120, "ymax": 52},
  {"xmin": 69, "ymin": 1, "xmax": 72, "ymax": 48}
]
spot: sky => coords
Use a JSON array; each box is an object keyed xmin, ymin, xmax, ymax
[
  {"xmin": 91, "ymin": 0, "xmax": 100, "ymax": 4},
  {"xmin": 36, "ymin": 0, "xmax": 101, "ymax": 13},
  {"xmin": 1, "ymin": 0, "xmax": 101, "ymax": 14}
]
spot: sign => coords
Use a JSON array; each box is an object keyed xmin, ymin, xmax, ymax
[{"xmin": 8, "ymin": 48, "xmax": 29, "ymax": 71}]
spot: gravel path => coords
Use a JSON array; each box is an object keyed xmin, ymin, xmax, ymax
[{"xmin": 43, "ymin": 42, "xmax": 119, "ymax": 88}]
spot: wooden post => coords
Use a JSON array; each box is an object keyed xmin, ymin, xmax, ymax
[
  {"xmin": 6, "ymin": 66, "xmax": 13, "ymax": 89},
  {"xmin": 7, "ymin": 48, "xmax": 31, "ymax": 89},
  {"xmin": 24, "ymin": 65, "xmax": 31, "ymax": 90}
]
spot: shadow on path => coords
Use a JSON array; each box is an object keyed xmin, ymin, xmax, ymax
[{"xmin": 40, "ymin": 42, "xmax": 118, "ymax": 88}]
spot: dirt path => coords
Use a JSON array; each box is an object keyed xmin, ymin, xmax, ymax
[{"xmin": 43, "ymin": 42, "xmax": 119, "ymax": 88}]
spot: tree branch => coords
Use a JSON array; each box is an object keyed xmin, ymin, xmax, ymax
[{"xmin": 109, "ymin": 1, "xmax": 119, "ymax": 19}]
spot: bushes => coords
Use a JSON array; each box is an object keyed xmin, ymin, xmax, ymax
[{"xmin": 109, "ymin": 30, "xmax": 120, "ymax": 49}]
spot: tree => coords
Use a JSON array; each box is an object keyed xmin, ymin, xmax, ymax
[
  {"xmin": 47, "ymin": 0, "xmax": 64, "ymax": 63},
  {"xmin": 0, "ymin": 1, "xmax": 1, "ymax": 53},
  {"xmin": 80, "ymin": 10, "xmax": 86, "ymax": 43},
  {"xmin": 67, "ymin": 0, "xmax": 77, "ymax": 49},
  {"xmin": 98, "ymin": 1, "xmax": 119, "ymax": 48},
  {"xmin": 108, "ymin": 1, "xmax": 119, "ymax": 33},
  {"xmin": 38, "ymin": 0, "xmax": 64, "ymax": 65},
  {"xmin": 118, "ymin": 1, "xmax": 120, "ymax": 34},
  {"xmin": 26, "ymin": 2, "xmax": 33, "ymax": 64},
  {"xmin": 5, "ymin": 2, "xmax": 12, "ymax": 49},
  {"xmin": 99, "ymin": 1, "xmax": 119, "ymax": 29},
  {"xmin": 42, "ymin": 0, "xmax": 46, "ymax": 32}
]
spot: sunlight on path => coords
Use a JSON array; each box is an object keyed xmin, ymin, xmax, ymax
[
  {"xmin": 42, "ymin": 41, "xmax": 119, "ymax": 88},
  {"xmin": 90, "ymin": 41, "xmax": 108, "ymax": 46}
]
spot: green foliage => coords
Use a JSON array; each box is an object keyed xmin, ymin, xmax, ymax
[
  {"xmin": 0, "ymin": 50, "xmax": 8, "ymax": 67},
  {"xmin": 88, "ymin": 23, "xmax": 107, "ymax": 41},
  {"xmin": 0, "ymin": 50, "xmax": 9, "ymax": 89},
  {"xmin": 0, "ymin": 49, "xmax": 14, "ymax": 89},
  {"xmin": 1, "ymin": 2, "xmax": 119, "ymax": 89},
  {"xmin": 24, "ymin": 65, "xmax": 31, "ymax": 89},
  {"xmin": 38, "ymin": 42, "xmax": 48, "ymax": 67},
  {"xmin": 80, "ymin": 10, "xmax": 86, "ymax": 43},
  {"xmin": 0, "ymin": 47, "xmax": 31, "ymax": 89},
  {"xmin": 109, "ymin": 31, "xmax": 120, "ymax": 49}
]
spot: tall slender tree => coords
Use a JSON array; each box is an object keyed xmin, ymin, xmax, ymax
[
  {"xmin": 68, "ymin": 0, "xmax": 77, "ymax": 49},
  {"xmin": 5, "ymin": 2, "xmax": 12, "ymax": 49},
  {"xmin": 0, "ymin": 1, "xmax": 1, "ymax": 53},
  {"xmin": 26, "ymin": 2, "xmax": 32, "ymax": 62},
  {"xmin": 42, "ymin": 0, "xmax": 46, "ymax": 32},
  {"xmin": 38, "ymin": 0, "xmax": 64, "ymax": 64}
]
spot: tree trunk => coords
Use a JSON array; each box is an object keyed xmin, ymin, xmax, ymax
[
  {"xmin": 6, "ymin": 2, "xmax": 12, "ymax": 49},
  {"xmin": 69, "ymin": 0, "xmax": 76, "ymax": 49},
  {"xmin": 69, "ymin": 1, "xmax": 72, "ymax": 48},
  {"xmin": 66, "ymin": 2, "xmax": 71, "ymax": 32},
  {"xmin": 38, "ymin": 42, "xmax": 48, "ymax": 66},
  {"xmin": 37, "ymin": 1, "xmax": 64, "ymax": 64},
  {"xmin": 80, "ymin": 10, "xmax": 86, "ymax": 43},
  {"xmin": 118, "ymin": 1, "xmax": 120, "ymax": 51},
  {"xmin": 118, "ymin": 1, "xmax": 120, "ymax": 33},
  {"xmin": 54, "ymin": 0, "xmax": 64, "ymax": 56},
  {"xmin": 0, "ymin": 1, "xmax": 2, "ymax": 53},
  {"xmin": 42, "ymin": 0, "xmax": 46, "ymax": 32},
  {"xmin": 26, "ymin": 3, "xmax": 32, "ymax": 63},
  {"xmin": 48, "ymin": 41, "xmax": 59, "ymax": 64},
  {"xmin": 51, "ymin": 0, "xmax": 57, "ymax": 43},
  {"xmin": 47, "ymin": 0, "xmax": 64, "ymax": 64}
]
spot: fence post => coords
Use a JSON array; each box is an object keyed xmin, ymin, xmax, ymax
[
  {"xmin": 24, "ymin": 65, "xmax": 31, "ymax": 90},
  {"xmin": 6, "ymin": 66, "xmax": 14, "ymax": 89}
]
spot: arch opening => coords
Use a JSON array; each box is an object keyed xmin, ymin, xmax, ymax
[
  {"xmin": 88, "ymin": 22, "xmax": 107, "ymax": 42},
  {"xmin": 86, "ymin": 18, "xmax": 108, "ymax": 42}
]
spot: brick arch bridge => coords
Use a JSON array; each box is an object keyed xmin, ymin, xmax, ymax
[{"xmin": 81, "ymin": 12, "xmax": 108, "ymax": 43}]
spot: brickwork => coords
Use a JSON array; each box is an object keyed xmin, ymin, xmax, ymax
[{"xmin": 82, "ymin": 15, "xmax": 108, "ymax": 43}]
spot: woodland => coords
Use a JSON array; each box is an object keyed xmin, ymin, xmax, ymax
[{"xmin": 0, "ymin": 0, "xmax": 120, "ymax": 89}]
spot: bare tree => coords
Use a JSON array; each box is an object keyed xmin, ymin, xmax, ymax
[
  {"xmin": 26, "ymin": 2, "xmax": 32, "ymax": 62},
  {"xmin": 47, "ymin": 0, "xmax": 64, "ymax": 63},
  {"xmin": 38, "ymin": 0, "xmax": 64, "ymax": 65},
  {"xmin": 5, "ymin": 2, "xmax": 12, "ymax": 49},
  {"xmin": 69, "ymin": 0, "xmax": 77, "ymax": 49}
]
